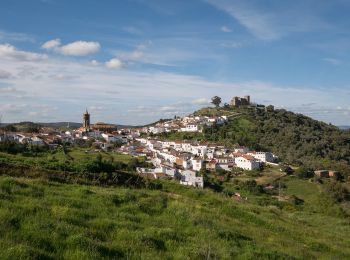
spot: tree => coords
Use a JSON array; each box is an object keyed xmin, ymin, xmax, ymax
[
  {"xmin": 223, "ymin": 103, "xmax": 230, "ymax": 109},
  {"xmin": 324, "ymin": 181, "xmax": 349, "ymax": 202},
  {"xmin": 211, "ymin": 96, "xmax": 222, "ymax": 108}
]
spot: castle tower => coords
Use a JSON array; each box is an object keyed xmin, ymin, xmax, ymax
[{"xmin": 83, "ymin": 109, "xmax": 90, "ymax": 131}]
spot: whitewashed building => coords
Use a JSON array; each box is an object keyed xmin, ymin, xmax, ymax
[
  {"xmin": 235, "ymin": 155, "xmax": 260, "ymax": 170},
  {"xmin": 180, "ymin": 170, "xmax": 204, "ymax": 188},
  {"xmin": 248, "ymin": 152, "xmax": 275, "ymax": 163},
  {"xmin": 180, "ymin": 124, "xmax": 199, "ymax": 132},
  {"xmin": 190, "ymin": 158, "xmax": 203, "ymax": 171}
]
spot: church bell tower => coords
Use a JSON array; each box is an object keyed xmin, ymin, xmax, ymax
[{"xmin": 83, "ymin": 109, "xmax": 90, "ymax": 131}]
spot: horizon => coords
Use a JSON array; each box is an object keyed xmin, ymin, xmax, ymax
[{"xmin": 1, "ymin": 0, "xmax": 350, "ymax": 125}]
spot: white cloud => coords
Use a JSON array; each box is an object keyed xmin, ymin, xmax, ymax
[
  {"xmin": 130, "ymin": 44, "xmax": 146, "ymax": 60},
  {"xmin": 206, "ymin": 0, "xmax": 329, "ymax": 41},
  {"xmin": 41, "ymin": 38, "xmax": 61, "ymax": 49},
  {"xmin": 90, "ymin": 60, "xmax": 99, "ymax": 66},
  {"xmin": 0, "ymin": 44, "xmax": 47, "ymax": 61},
  {"xmin": 221, "ymin": 26, "xmax": 232, "ymax": 32},
  {"xmin": 192, "ymin": 98, "xmax": 210, "ymax": 105},
  {"xmin": 42, "ymin": 39, "xmax": 100, "ymax": 56},
  {"xmin": 89, "ymin": 106, "xmax": 106, "ymax": 112},
  {"xmin": 323, "ymin": 58, "xmax": 342, "ymax": 66},
  {"xmin": 220, "ymin": 42, "xmax": 242, "ymax": 48},
  {"xmin": 0, "ymin": 30, "xmax": 35, "ymax": 42},
  {"xmin": 160, "ymin": 106, "xmax": 177, "ymax": 112},
  {"xmin": 59, "ymin": 41, "xmax": 100, "ymax": 56},
  {"xmin": 105, "ymin": 58, "xmax": 123, "ymax": 69},
  {"xmin": 0, "ymin": 87, "xmax": 22, "ymax": 94},
  {"xmin": 207, "ymin": 0, "xmax": 279, "ymax": 40},
  {"xmin": 0, "ymin": 104, "xmax": 28, "ymax": 114},
  {"xmin": 0, "ymin": 69, "xmax": 12, "ymax": 79}
]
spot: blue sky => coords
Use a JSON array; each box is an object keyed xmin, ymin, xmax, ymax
[{"xmin": 0, "ymin": 0, "xmax": 350, "ymax": 125}]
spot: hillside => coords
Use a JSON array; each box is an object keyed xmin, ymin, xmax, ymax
[
  {"xmin": 162, "ymin": 106, "xmax": 350, "ymax": 177},
  {"xmin": 0, "ymin": 173, "xmax": 350, "ymax": 259}
]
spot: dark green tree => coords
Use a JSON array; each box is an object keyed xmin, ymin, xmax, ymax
[{"xmin": 211, "ymin": 96, "xmax": 222, "ymax": 108}]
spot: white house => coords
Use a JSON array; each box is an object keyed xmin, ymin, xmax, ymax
[
  {"xmin": 180, "ymin": 124, "xmax": 199, "ymax": 132},
  {"xmin": 190, "ymin": 158, "xmax": 203, "ymax": 171},
  {"xmin": 248, "ymin": 151, "xmax": 275, "ymax": 163},
  {"xmin": 151, "ymin": 157, "xmax": 162, "ymax": 167},
  {"xmin": 179, "ymin": 170, "xmax": 204, "ymax": 188},
  {"xmin": 181, "ymin": 142, "xmax": 193, "ymax": 153},
  {"xmin": 191, "ymin": 144, "xmax": 207, "ymax": 157},
  {"xmin": 101, "ymin": 133, "xmax": 117, "ymax": 143},
  {"xmin": 148, "ymin": 126, "xmax": 165, "ymax": 134},
  {"xmin": 235, "ymin": 155, "xmax": 260, "ymax": 170},
  {"xmin": 216, "ymin": 116, "xmax": 228, "ymax": 125},
  {"xmin": 30, "ymin": 136, "xmax": 45, "ymax": 146},
  {"xmin": 159, "ymin": 163, "xmax": 178, "ymax": 177}
]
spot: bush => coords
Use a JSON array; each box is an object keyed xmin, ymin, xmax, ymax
[{"xmin": 324, "ymin": 181, "xmax": 349, "ymax": 202}]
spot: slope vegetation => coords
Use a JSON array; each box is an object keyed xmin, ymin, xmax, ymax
[{"xmin": 0, "ymin": 175, "xmax": 350, "ymax": 259}]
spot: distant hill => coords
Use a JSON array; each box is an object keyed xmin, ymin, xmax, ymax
[
  {"xmin": 338, "ymin": 125, "xmax": 350, "ymax": 130},
  {"xmin": 39, "ymin": 122, "xmax": 81, "ymax": 129},
  {"xmin": 0, "ymin": 122, "xmax": 140, "ymax": 130}
]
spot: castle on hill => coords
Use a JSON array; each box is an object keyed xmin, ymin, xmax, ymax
[{"xmin": 230, "ymin": 95, "xmax": 250, "ymax": 107}]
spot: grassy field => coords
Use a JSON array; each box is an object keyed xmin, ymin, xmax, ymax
[
  {"xmin": 0, "ymin": 174, "xmax": 350, "ymax": 259},
  {"xmin": 62, "ymin": 148, "xmax": 135, "ymax": 163}
]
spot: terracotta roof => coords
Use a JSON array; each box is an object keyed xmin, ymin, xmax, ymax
[{"xmin": 242, "ymin": 155, "xmax": 255, "ymax": 161}]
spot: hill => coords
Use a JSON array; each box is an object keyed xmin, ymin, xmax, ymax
[
  {"xmin": 161, "ymin": 106, "xmax": 350, "ymax": 177},
  {"xmin": 0, "ymin": 173, "xmax": 349, "ymax": 259}
]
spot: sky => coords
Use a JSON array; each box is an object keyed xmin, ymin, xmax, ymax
[{"xmin": 0, "ymin": 0, "xmax": 350, "ymax": 125}]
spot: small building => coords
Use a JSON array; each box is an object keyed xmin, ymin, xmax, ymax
[
  {"xmin": 206, "ymin": 160, "xmax": 218, "ymax": 171},
  {"xmin": 180, "ymin": 124, "xmax": 199, "ymax": 132},
  {"xmin": 329, "ymin": 170, "xmax": 341, "ymax": 178},
  {"xmin": 179, "ymin": 170, "xmax": 204, "ymax": 188},
  {"xmin": 314, "ymin": 170, "xmax": 329, "ymax": 178},
  {"xmin": 30, "ymin": 136, "xmax": 45, "ymax": 146},
  {"xmin": 235, "ymin": 155, "xmax": 260, "ymax": 170},
  {"xmin": 248, "ymin": 151, "xmax": 275, "ymax": 163},
  {"xmin": 101, "ymin": 133, "xmax": 118, "ymax": 143},
  {"xmin": 190, "ymin": 158, "xmax": 203, "ymax": 171}
]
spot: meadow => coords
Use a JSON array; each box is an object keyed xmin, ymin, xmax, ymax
[
  {"xmin": 0, "ymin": 173, "xmax": 350, "ymax": 259},
  {"xmin": 0, "ymin": 145, "xmax": 349, "ymax": 259}
]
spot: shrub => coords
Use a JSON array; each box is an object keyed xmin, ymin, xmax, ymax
[{"xmin": 324, "ymin": 181, "xmax": 349, "ymax": 202}]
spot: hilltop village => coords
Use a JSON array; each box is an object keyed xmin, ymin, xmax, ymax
[{"xmin": 0, "ymin": 96, "xmax": 279, "ymax": 188}]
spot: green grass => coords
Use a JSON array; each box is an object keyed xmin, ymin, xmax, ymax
[
  {"xmin": 64, "ymin": 148, "xmax": 135, "ymax": 163},
  {"xmin": 0, "ymin": 175, "xmax": 350, "ymax": 259},
  {"xmin": 255, "ymin": 166, "xmax": 285, "ymax": 185}
]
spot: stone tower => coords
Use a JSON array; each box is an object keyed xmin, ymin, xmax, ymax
[{"xmin": 83, "ymin": 109, "xmax": 90, "ymax": 131}]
